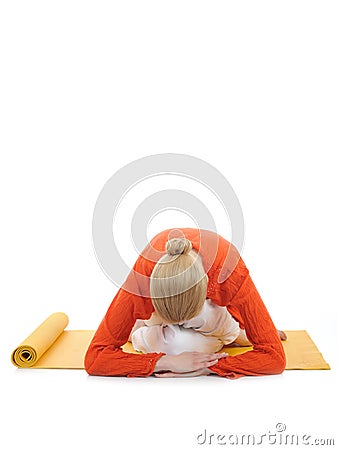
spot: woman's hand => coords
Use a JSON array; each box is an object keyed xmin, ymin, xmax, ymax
[
  {"xmin": 154, "ymin": 351, "xmax": 228, "ymax": 374},
  {"xmin": 155, "ymin": 367, "xmax": 213, "ymax": 378}
]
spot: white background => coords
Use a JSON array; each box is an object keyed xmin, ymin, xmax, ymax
[{"xmin": 1, "ymin": 1, "xmax": 337, "ymax": 449}]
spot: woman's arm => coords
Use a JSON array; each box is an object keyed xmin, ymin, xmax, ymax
[
  {"xmin": 208, "ymin": 272, "xmax": 286, "ymax": 378},
  {"xmin": 84, "ymin": 289, "xmax": 226, "ymax": 377},
  {"xmin": 154, "ymin": 352, "xmax": 227, "ymax": 373},
  {"xmin": 84, "ymin": 287, "xmax": 166, "ymax": 377}
]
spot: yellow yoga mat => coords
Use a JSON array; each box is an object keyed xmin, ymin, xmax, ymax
[
  {"xmin": 11, "ymin": 312, "xmax": 70, "ymax": 368},
  {"xmin": 11, "ymin": 313, "xmax": 330, "ymax": 370}
]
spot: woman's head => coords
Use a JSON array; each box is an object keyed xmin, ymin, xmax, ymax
[{"xmin": 150, "ymin": 238, "xmax": 208, "ymax": 324}]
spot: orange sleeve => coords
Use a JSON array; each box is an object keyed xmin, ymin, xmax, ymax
[
  {"xmin": 209, "ymin": 270, "xmax": 286, "ymax": 378},
  {"xmin": 84, "ymin": 262, "xmax": 165, "ymax": 377}
]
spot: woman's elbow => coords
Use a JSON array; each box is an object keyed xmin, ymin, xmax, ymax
[
  {"xmin": 255, "ymin": 344, "xmax": 286, "ymax": 375},
  {"xmin": 269, "ymin": 349, "xmax": 286, "ymax": 375},
  {"xmin": 84, "ymin": 348, "xmax": 97, "ymax": 375},
  {"xmin": 84, "ymin": 362, "xmax": 95, "ymax": 376}
]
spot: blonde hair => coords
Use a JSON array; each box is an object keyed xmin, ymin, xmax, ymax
[{"xmin": 150, "ymin": 238, "xmax": 208, "ymax": 323}]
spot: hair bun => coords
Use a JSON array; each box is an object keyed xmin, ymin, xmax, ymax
[{"xmin": 166, "ymin": 238, "xmax": 192, "ymax": 256}]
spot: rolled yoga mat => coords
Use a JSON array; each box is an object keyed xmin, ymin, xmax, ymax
[
  {"xmin": 11, "ymin": 312, "xmax": 69, "ymax": 368},
  {"xmin": 11, "ymin": 313, "xmax": 330, "ymax": 370}
]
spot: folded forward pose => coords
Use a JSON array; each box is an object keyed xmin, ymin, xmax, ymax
[{"xmin": 85, "ymin": 228, "xmax": 286, "ymax": 378}]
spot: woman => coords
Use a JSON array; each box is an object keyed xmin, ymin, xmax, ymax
[{"xmin": 84, "ymin": 228, "xmax": 286, "ymax": 378}]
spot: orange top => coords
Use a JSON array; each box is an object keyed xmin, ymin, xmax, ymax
[{"xmin": 84, "ymin": 228, "xmax": 286, "ymax": 378}]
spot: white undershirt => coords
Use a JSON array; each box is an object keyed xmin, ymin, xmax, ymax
[{"xmin": 130, "ymin": 299, "xmax": 241, "ymax": 355}]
